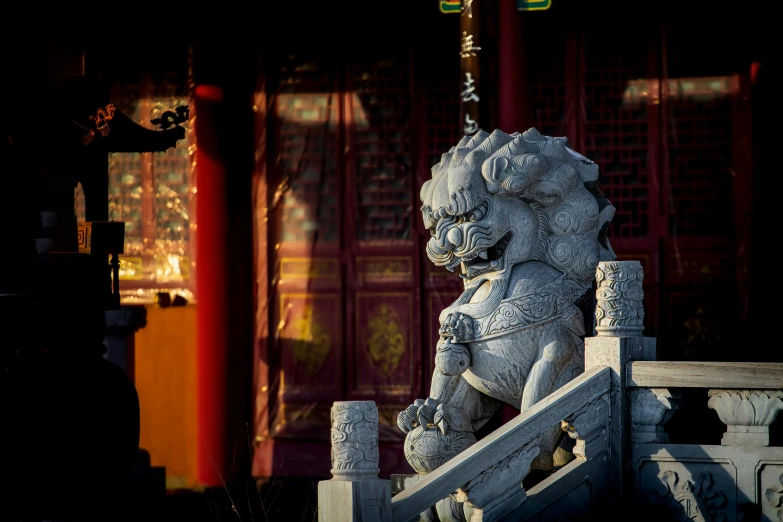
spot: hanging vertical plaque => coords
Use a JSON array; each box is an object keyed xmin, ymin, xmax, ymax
[
  {"xmin": 459, "ymin": 0, "xmax": 482, "ymax": 136},
  {"xmin": 440, "ymin": 0, "xmax": 461, "ymax": 13}
]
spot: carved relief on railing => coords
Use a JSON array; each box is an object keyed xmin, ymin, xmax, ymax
[
  {"xmin": 649, "ymin": 470, "xmax": 728, "ymax": 522},
  {"xmin": 594, "ymin": 260, "xmax": 645, "ymax": 337},
  {"xmin": 329, "ymin": 401, "xmax": 380, "ymax": 480},
  {"xmin": 561, "ymin": 393, "xmax": 610, "ymax": 459},
  {"xmin": 630, "ymin": 388, "xmax": 681, "ymax": 444},
  {"xmin": 766, "ymin": 473, "xmax": 783, "ymax": 522},
  {"xmin": 454, "ymin": 444, "xmax": 540, "ymax": 522},
  {"xmin": 707, "ymin": 389, "xmax": 783, "ymax": 446}
]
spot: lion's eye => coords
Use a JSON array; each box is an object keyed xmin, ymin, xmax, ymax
[{"xmin": 467, "ymin": 200, "xmax": 489, "ymax": 222}]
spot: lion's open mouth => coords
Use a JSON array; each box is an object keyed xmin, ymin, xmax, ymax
[{"xmin": 445, "ymin": 231, "xmax": 513, "ymax": 278}]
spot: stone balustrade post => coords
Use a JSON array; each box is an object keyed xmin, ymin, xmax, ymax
[
  {"xmin": 707, "ymin": 389, "xmax": 783, "ymax": 446},
  {"xmin": 629, "ymin": 388, "xmax": 681, "ymax": 444},
  {"xmin": 584, "ymin": 260, "xmax": 657, "ymax": 510},
  {"xmin": 318, "ymin": 401, "xmax": 391, "ymax": 522}
]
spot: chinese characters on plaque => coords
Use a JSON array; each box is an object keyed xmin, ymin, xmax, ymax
[
  {"xmin": 460, "ymin": 31, "xmax": 481, "ymax": 58},
  {"xmin": 459, "ymin": 0, "xmax": 481, "ymax": 136},
  {"xmin": 461, "ymin": 72, "xmax": 480, "ymax": 134},
  {"xmin": 461, "ymin": 72, "xmax": 479, "ymax": 102},
  {"xmin": 462, "ymin": 0, "xmax": 474, "ymax": 18}
]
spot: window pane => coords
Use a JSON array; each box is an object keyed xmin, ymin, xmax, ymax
[{"xmin": 107, "ymin": 94, "xmax": 195, "ymax": 303}]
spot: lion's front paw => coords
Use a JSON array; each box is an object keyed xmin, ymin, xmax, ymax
[
  {"xmin": 396, "ymin": 398, "xmax": 442, "ymax": 433},
  {"xmin": 433, "ymin": 403, "xmax": 474, "ymax": 435}
]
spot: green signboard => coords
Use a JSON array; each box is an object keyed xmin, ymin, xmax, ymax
[
  {"xmin": 441, "ymin": 0, "xmax": 551, "ymax": 14},
  {"xmin": 518, "ymin": 0, "xmax": 551, "ymax": 10},
  {"xmin": 440, "ymin": 0, "xmax": 461, "ymax": 13}
]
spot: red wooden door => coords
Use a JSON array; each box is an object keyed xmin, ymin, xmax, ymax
[{"xmin": 264, "ymin": 54, "xmax": 431, "ymax": 475}]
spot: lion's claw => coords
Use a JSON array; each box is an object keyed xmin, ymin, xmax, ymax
[
  {"xmin": 396, "ymin": 400, "xmax": 423, "ymax": 433},
  {"xmin": 397, "ymin": 398, "xmax": 442, "ymax": 433},
  {"xmin": 433, "ymin": 404, "xmax": 449, "ymax": 435}
]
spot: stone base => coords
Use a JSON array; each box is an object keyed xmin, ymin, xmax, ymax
[
  {"xmin": 318, "ymin": 479, "xmax": 391, "ymax": 522},
  {"xmin": 722, "ymin": 425, "xmax": 770, "ymax": 446}
]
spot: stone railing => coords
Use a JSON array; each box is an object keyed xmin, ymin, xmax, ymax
[
  {"xmin": 627, "ymin": 361, "xmax": 783, "ymax": 446},
  {"xmin": 625, "ymin": 361, "xmax": 783, "ymax": 521},
  {"xmin": 316, "ymin": 369, "xmax": 612, "ymax": 522},
  {"xmin": 392, "ymin": 366, "xmax": 611, "ymax": 521},
  {"xmin": 316, "ymin": 261, "xmax": 783, "ymax": 521}
]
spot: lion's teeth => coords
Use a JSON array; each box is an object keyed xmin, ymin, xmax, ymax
[{"xmin": 478, "ymin": 250, "xmax": 488, "ymax": 260}]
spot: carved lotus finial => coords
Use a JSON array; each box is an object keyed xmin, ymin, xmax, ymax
[
  {"xmin": 707, "ymin": 389, "xmax": 783, "ymax": 446},
  {"xmin": 707, "ymin": 390, "xmax": 783, "ymax": 427},
  {"xmin": 630, "ymin": 388, "xmax": 681, "ymax": 443},
  {"xmin": 632, "ymin": 388, "xmax": 679, "ymax": 426}
]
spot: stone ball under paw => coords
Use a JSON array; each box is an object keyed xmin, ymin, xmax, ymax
[{"xmin": 403, "ymin": 425, "xmax": 476, "ymax": 474}]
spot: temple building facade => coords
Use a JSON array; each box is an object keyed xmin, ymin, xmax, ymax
[{"xmin": 36, "ymin": 1, "xmax": 772, "ymax": 511}]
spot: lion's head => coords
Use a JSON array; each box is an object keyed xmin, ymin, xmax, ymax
[{"xmin": 420, "ymin": 128, "xmax": 615, "ymax": 287}]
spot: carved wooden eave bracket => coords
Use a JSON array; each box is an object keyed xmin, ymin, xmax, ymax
[{"xmin": 69, "ymin": 105, "xmax": 186, "ymax": 153}]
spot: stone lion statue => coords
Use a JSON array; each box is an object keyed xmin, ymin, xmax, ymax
[{"xmin": 397, "ymin": 128, "xmax": 615, "ymax": 473}]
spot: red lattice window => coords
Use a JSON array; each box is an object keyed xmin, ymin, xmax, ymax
[
  {"xmin": 527, "ymin": 33, "xmax": 567, "ymax": 138},
  {"xmin": 583, "ymin": 36, "xmax": 651, "ymax": 239},
  {"xmin": 425, "ymin": 70, "xmax": 462, "ymax": 171},
  {"xmin": 350, "ymin": 59, "xmax": 413, "ymax": 244},
  {"xmin": 275, "ymin": 62, "xmax": 340, "ymax": 246},
  {"xmin": 665, "ymin": 76, "xmax": 736, "ymax": 237}
]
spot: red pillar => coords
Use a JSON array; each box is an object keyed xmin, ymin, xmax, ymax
[
  {"xmin": 192, "ymin": 40, "xmax": 256, "ymax": 485},
  {"xmin": 194, "ymin": 84, "xmax": 229, "ymax": 486},
  {"xmin": 498, "ymin": 0, "xmax": 532, "ymax": 133}
]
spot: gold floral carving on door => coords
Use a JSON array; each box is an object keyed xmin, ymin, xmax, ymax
[
  {"xmin": 292, "ymin": 303, "xmax": 331, "ymax": 376},
  {"xmin": 364, "ymin": 303, "xmax": 407, "ymax": 377}
]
